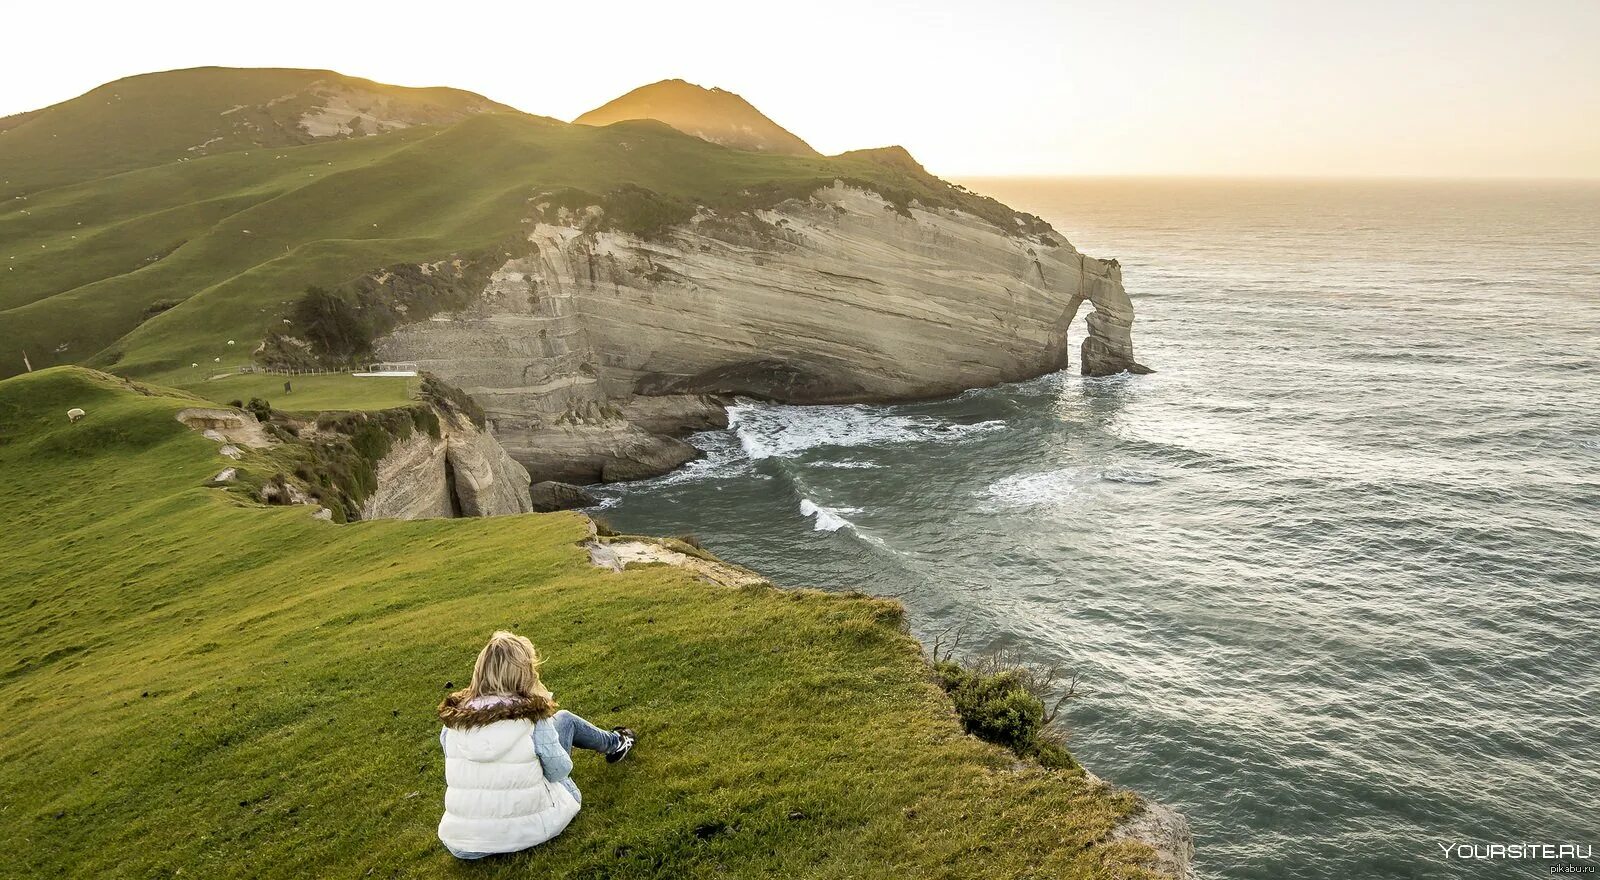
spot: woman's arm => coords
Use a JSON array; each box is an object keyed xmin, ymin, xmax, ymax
[{"xmin": 532, "ymin": 718, "xmax": 572, "ymax": 783}]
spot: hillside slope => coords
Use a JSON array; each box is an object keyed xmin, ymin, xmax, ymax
[
  {"xmin": 575, "ymin": 79, "xmax": 819, "ymax": 156},
  {"xmin": 0, "ymin": 367, "xmax": 1169, "ymax": 879},
  {"xmin": 0, "ymin": 66, "xmax": 509, "ymax": 197}
]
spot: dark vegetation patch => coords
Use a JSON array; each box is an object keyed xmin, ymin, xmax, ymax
[
  {"xmin": 256, "ymin": 243, "xmax": 525, "ymax": 370},
  {"xmin": 139, "ymin": 300, "xmax": 181, "ymax": 323},
  {"xmin": 233, "ymin": 397, "xmax": 441, "ymax": 522},
  {"xmin": 930, "ymin": 632, "xmax": 1082, "ymax": 771},
  {"xmin": 642, "ymin": 262, "xmax": 688, "ymax": 285},
  {"xmin": 419, "ymin": 372, "xmax": 484, "ymax": 428},
  {"xmin": 288, "ymin": 287, "xmax": 365, "ymax": 362},
  {"xmin": 530, "ymin": 184, "xmax": 696, "ymax": 238}
]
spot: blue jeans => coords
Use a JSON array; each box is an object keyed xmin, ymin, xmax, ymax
[{"xmin": 553, "ymin": 709, "xmax": 622, "ymax": 756}]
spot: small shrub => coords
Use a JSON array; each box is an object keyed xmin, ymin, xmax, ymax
[
  {"xmin": 676, "ymin": 533, "xmax": 705, "ymax": 550},
  {"xmin": 591, "ymin": 516, "xmax": 619, "ymax": 538},
  {"xmin": 245, "ymin": 398, "xmax": 272, "ymax": 423},
  {"xmin": 931, "ymin": 647, "xmax": 1081, "ymax": 771},
  {"xmin": 140, "ymin": 299, "xmax": 181, "ymax": 321},
  {"xmin": 226, "ymin": 399, "xmax": 244, "ymax": 409}
]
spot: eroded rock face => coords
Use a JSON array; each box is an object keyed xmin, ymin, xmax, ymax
[
  {"xmin": 175, "ymin": 408, "xmax": 271, "ymax": 448},
  {"xmin": 446, "ymin": 414, "xmax": 534, "ymax": 518},
  {"xmin": 528, "ymin": 481, "xmax": 597, "ymax": 513},
  {"xmin": 1108, "ymin": 795, "xmax": 1197, "ymax": 880},
  {"xmin": 362, "ymin": 431, "xmax": 455, "ymax": 520},
  {"xmin": 360, "ymin": 409, "xmax": 532, "ymax": 520},
  {"xmin": 376, "ymin": 183, "xmax": 1145, "ymax": 483}
]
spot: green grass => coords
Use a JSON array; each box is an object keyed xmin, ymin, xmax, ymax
[
  {"xmin": 177, "ymin": 372, "xmax": 419, "ymax": 413},
  {"xmin": 0, "ymin": 367, "xmax": 1163, "ymax": 879}
]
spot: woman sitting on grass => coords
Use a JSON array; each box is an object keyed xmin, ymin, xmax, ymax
[{"xmin": 436, "ymin": 630, "xmax": 636, "ymax": 859}]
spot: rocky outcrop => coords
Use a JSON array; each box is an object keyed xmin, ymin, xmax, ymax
[
  {"xmin": 362, "ymin": 431, "xmax": 456, "ymax": 519},
  {"xmin": 586, "ymin": 536, "xmax": 767, "ymax": 588},
  {"xmin": 529, "ymin": 481, "xmax": 597, "ymax": 512},
  {"xmin": 376, "ymin": 182, "xmax": 1146, "ymax": 483},
  {"xmin": 360, "ymin": 408, "xmax": 532, "ymax": 520},
  {"xmin": 447, "ymin": 413, "xmax": 534, "ymax": 517},
  {"xmin": 175, "ymin": 407, "xmax": 272, "ymax": 448},
  {"xmin": 1107, "ymin": 793, "xmax": 1196, "ymax": 880}
]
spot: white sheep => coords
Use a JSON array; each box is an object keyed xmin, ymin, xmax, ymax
[{"xmin": 66, "ymin": 408, "xmax": 85, "ymax": 423}]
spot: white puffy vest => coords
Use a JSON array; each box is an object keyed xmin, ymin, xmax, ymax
[{"xmin": 438, "ymin": 718, "xmax": 580, "ymax": 855}]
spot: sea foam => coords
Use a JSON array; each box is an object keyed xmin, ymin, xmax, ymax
[
  {"xmin": 799, "ymin": 498, "xmax": 860, "ymax": 532},
  {"xmin": 728, "ymin": 400, "xmax": 1004, "ymax": 460}
]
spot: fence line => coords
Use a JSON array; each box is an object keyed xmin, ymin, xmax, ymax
[
  {"xmin": 233, "ymin": 363, "xmax": 418, "ymax": 377},
  {"xmin": 235, "ymin": 366, "xmax": 354, "ymax": 376}
]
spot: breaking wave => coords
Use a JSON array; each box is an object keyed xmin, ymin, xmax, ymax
[
  {"xmin": 728, "ymin": 400, "xmax": 1005, "ymax": 460},
  {"xmin": 981, "ymin": 468, "xmax": 1104, "ymax": 510},
  {"xmin": 798, "ymin": 498, "xmax": 860, "ymax": 532},
  {"xmin": 810, "ymin": 459, "xmax": 883, "ymax": 469}
]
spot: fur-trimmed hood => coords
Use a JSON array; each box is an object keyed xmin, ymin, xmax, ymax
[{"xmin": 437, "ymin": 692, "xmax": 558, "ymax": 729}]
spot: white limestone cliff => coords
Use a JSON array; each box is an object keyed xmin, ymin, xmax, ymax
[
  {"xmin": 376, "ymin": 182, "xmax": 1146, "ymax": 483},
  {"xmin": 360, "ymin": 407, "xmax": 533, "ymax": 520}
]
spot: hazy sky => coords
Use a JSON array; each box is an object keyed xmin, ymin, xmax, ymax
[{"xmin": 4, "ymin": 0, "xmax": 1597, "ymax": 177}]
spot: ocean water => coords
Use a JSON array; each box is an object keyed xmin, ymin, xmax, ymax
[{"xmin": 589, "ymin": 179, "xmax": 1600, "ymax": 879}]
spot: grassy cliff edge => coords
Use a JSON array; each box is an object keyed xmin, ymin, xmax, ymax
[{"xmin": 0, "ymin": 367, "xmax": 1167, "ymax": 879}]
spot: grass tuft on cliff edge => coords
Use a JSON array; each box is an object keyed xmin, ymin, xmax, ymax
[{"xmin": 0, "ymin": 366, "xmax": 1164, "ymax": 879}]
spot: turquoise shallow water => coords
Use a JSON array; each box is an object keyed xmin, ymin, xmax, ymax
[{"xmin": 590, "ymin": 179, "xmax": 1600, "ymax": 879}]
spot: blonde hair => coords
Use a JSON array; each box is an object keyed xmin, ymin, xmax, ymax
[{"xmin": 463, "ymin": 630, "xmax": 553, "ymax": 702}]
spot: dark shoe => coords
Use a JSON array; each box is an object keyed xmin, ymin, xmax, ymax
[{"xmin": 607, "ymin": 727, "xmax": 636, "ymax": 763}]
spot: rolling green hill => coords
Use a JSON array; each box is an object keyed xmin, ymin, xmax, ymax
[
  {"xmin": 0, "ymin": 366, "xmax": 1161, "ymax": 878},
  {"xmin": 0, "ymin": 67, "xmax": 510, "ymax": 198},
  {"xmin": 575, "ymin": 78, "xmax": 820, "ymax": 156},
  {"xmin": 0, "ymin": 67, "xmax": 1052, "ymax": 396}
]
